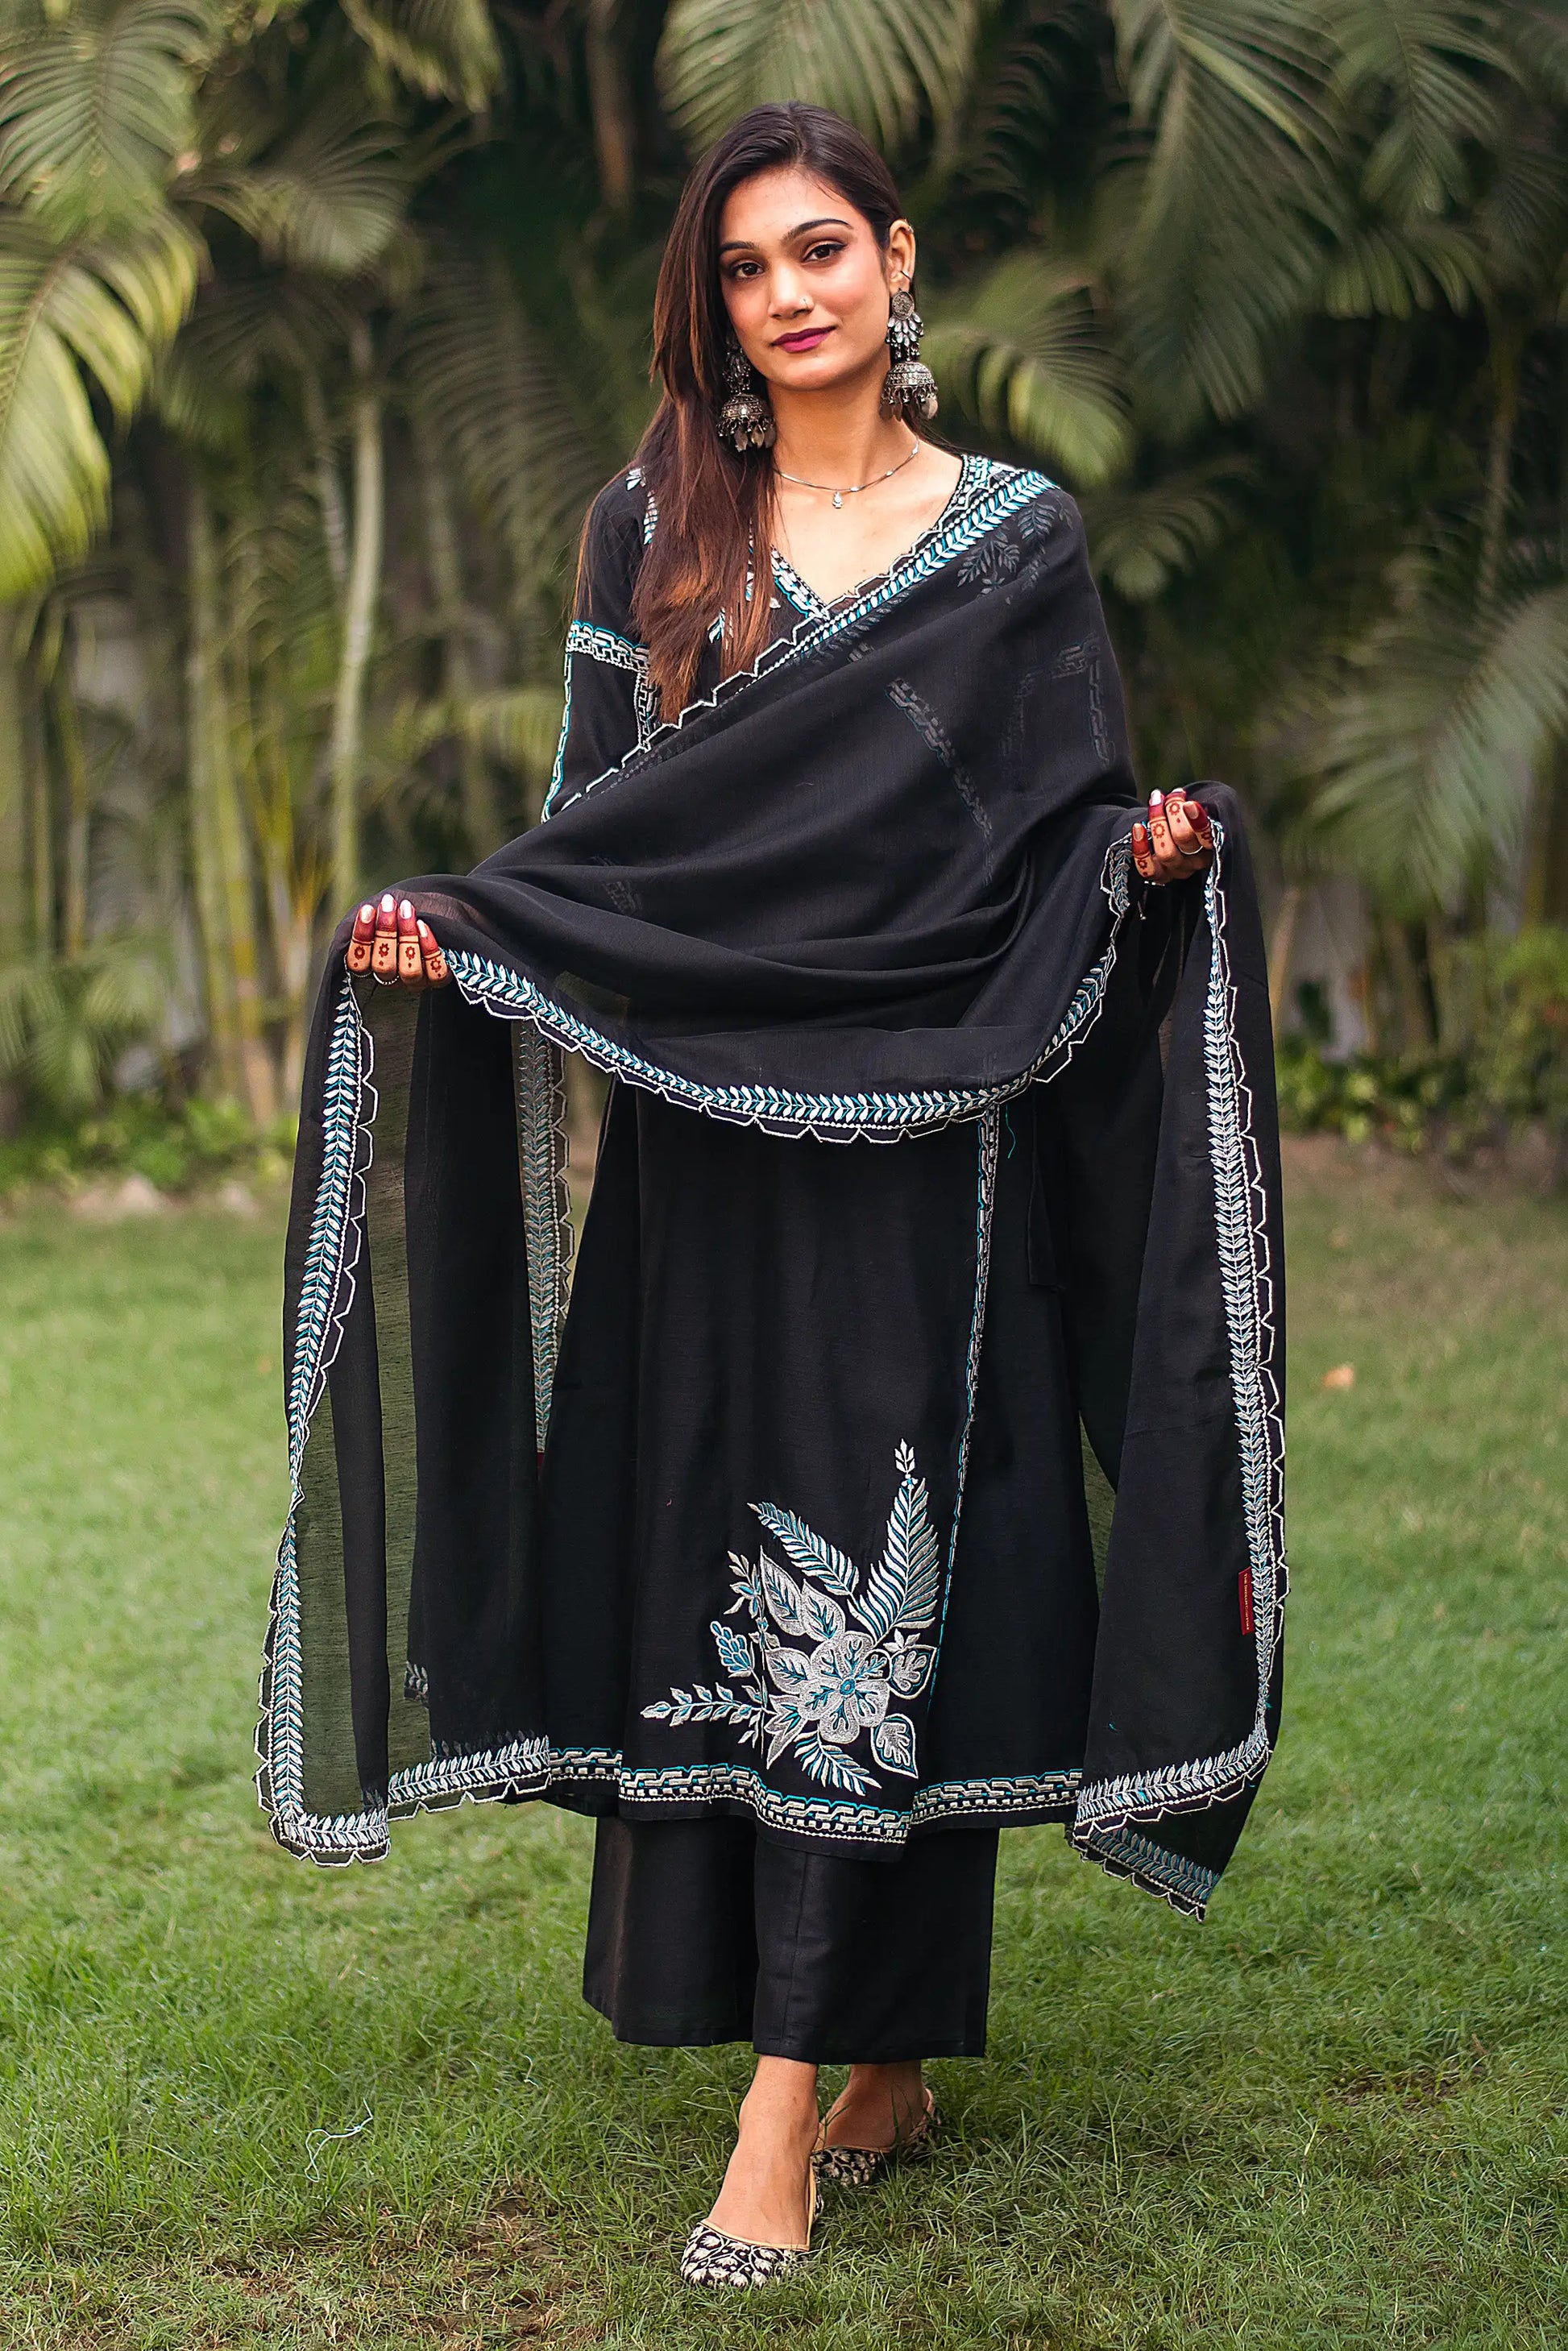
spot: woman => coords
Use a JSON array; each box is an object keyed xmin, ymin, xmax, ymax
[{"xmin": 262, "ymin": 106, "xmax": 1285, "ymax": 2287}]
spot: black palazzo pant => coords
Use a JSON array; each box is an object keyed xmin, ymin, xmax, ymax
[{"xmin": 584, "ymin": 1814, "xmax": 1001, "ymax": 2060}]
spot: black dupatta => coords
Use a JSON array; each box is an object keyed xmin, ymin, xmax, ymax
[{"xmin": 259, "ymin": 467, "xmax": 1285, "ymax": 1920}]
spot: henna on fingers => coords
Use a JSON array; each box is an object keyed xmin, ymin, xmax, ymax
[
  {"xmin": 346, "ymin": 902, "xmax": 375, "ymax": 975},
  {"xmin": 1131, "ymin": 785, "xmax": 1214, "ymax": 885},
  {"xmin": 417, "ymin": 918, "xmax": 451, "ymax": 988},
  {"xmin": 345, "ymin": 890, "xmax": 453, "ymax": 989},
  {"xmin": 396, "ymin": 898, "xmax": 425, "ymax": 987},
  {"xmin": 369, "ymin": 892, "xmax": 400, "ymax": 981}
]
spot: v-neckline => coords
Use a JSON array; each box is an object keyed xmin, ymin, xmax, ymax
[{"xmin": 769, "ymin": 453, "xmax": 980, "ymax": 621}]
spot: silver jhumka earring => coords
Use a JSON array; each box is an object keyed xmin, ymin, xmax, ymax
[
  {"xmin": 717, "ymin": 337, "xmax": 776, "ymax": 451},
  {"xmin": 881, "ymin": 280, "xmax": 939, "ymax": 421}
]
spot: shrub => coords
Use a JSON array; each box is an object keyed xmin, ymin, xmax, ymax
[{"xmin": 1277, "ymin": 925, "xmax": 1568, "ymax": 1180}]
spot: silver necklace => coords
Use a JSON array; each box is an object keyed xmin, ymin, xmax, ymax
[{"xmin": 774, "ymin": 437, "xmax": 921, "ymax": 509}]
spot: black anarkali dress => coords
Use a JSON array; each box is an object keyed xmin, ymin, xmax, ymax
[
  {"xmin": 261, "ymin": 450, "xmax": 1285, "ymax": 2036},
  {"xmin": 537, "ymin": 458, "xmax": 1167, "ymax": 2058}
]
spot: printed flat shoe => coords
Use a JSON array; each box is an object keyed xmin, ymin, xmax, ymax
[
  {"xmin": 679, "ymin": 2150, "xmax": 819, "ymax": 2287},
  {"xmin": 812, "ymin": 2091, "xmax": 940, "ymax": 2187}
]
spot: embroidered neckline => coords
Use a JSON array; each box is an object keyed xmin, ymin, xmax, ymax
[
  {"xmin": 548, "ymin": 464, "xmax": 1054, "ymax": 822},
  {"xmin": 770, "ymin": 453, "xmax": 1005, "ymax": 620}
]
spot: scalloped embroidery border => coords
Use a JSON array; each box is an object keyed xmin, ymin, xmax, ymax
[{"xmin": 1069, "ymin": 827, "xmax": 1288, "ymax": 1856}]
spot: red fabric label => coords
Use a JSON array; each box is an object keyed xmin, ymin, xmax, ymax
[{"xmin": 1238, "ymin": 1567, "xmax": 1255, "ymax": 1637}]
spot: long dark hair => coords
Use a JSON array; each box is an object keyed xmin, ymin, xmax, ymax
[{"xmin": 623, "ymin": 104, "xmax": 906, "ymax": 718}]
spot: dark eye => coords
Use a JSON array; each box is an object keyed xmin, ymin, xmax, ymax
[
  {"xmin": 726, "ymin": 259, "xmax": 761, "ymax": 280},
  {"xmin": 804, "ymin": 241, "xmax": 845, "ymax": 263}
]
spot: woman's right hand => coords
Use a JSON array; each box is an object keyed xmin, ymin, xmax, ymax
[{"xmin": 346, "ymin": 893, "xmax": 451, "ymax": 989}]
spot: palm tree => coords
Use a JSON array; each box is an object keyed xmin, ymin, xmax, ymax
[{"xmin": 1, "ymin": 0, "xmax": 1564, "ymax": 1126}]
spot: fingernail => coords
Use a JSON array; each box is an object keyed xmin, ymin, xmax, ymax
[
  {"xmin": 400, "ymin": 899, "xmax": 413, "ymax": 919},
  {"xmin": 417, "ymin": 918, "xmax": 431, "ymax": 938},
  {"xmin": 359, "ymin": 902, "xmax": 375, "ymax": 922},
  {"xmin": 380, "ymin": 893, "xmax": 395, "ymax": 913},
  {"xmin": 1149, "ymin": 790, "xmax": 1164, "ymax": 807}
]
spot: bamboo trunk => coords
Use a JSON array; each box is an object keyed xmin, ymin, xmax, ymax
[
  {"xmin": 28, "ymin": 681, "xmax": 52, "ymax": 955},
  {"xmin": 1477, "ymin": 319, "xmax": 1520, "ymax": 617},
  {"xmin": 1267, "ymin": 881, "xmax": 1302, "ymax": 1027},
  {"xmin": 328, "ymin": 319, "xmax": 384, "ymax": 920},
  {"xmin": 188, "ymin": 475, "xmax": 275, "ymax": 1121},
  {"xmin": 586, "ymin": 0, "xmax": 635, "ymax": 211},
  {"xmin": 0, "ymin": 610, "xmax": 27, "ymax": 963},
  {"xmin": 303, "ymin": 367, "xmax": 349, "ymax": 601},
  {"xmin": 414, "ymin": 411, "xmax": 499, "ymax": 858},
  {"xmin": 52, "ymin": 659, "xmax": 89, "ymax": 961},
  {"xmin": 255, "ymin": 660, "xmax": 316, "ymax": 1109}
]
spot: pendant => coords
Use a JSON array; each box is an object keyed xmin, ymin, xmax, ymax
[{"xmin": 832, "ymin": 491, "xmax": 843, "ymax": 508}]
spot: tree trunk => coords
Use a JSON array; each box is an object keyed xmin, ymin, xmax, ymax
[
  {"xmin": 328, "ymin": 319, "xmax": 384, "ymax": 919},
  {"xmin": 1477, "ymin": 317, "xmax": 1520, "ymax": 616},
  {"xmin": 27, "ymin": 677, "xmax": 52, "ymax": 955},
  {"xmin": 1267, "ymin": 881, "xmax": 1302, "ymax": 1026},
  {"xmin": 52, "ymin": 657, "xmax": 90, "ymax": 962},
  {"xmin": 187, "ymin": 475, "xmax": 274, "ymax": 1119},
  {"xmin": 0, "ymin": 609, "xmax": 28, "ymax": 963},
  {"xmin": 414, "ymin": 410, "xmax": 499, "ymax": 857},
  {"xmin": 585, "ymin": 0, "xmax": 635, "ymax": 211},
  {"xmin": 255, "ymin": 656, "xmax": 315, "ymax": 1109},
  {"xmin": 1380, "ymin": 914, "xmax": 1433, "ymax": 1056},
  {"xmin": 1522, "ymin": 743, "xmax": 1568, "ymax": 925},
  {"xmin": 303, "ymin": 366, "xmax": 349, "ymax": 601}
]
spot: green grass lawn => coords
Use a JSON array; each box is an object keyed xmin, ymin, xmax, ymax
[{"xmin": 1, "ymin": 1144, "xmax": 1564, "ymax": 2349}]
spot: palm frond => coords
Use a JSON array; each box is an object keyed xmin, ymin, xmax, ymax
[
  {"xmin": 657, "ymin": 0, "xmax": 981, "ymax": 154},
  {"xmin": 200, "ymin": 113, "xmax": 409, "ymax": 277},
  {"xmin": 925, "ymin": 255, "xmax": 1131, "ymax": 486},
  {"xmin": 1471, "ymin": 102, "xmax": 1568, "ymax": 292},
  {"xmin": 1110, "ymin": 0, "xmax": 1338, "ymax": 425},
  {"xmin": 400, "ymin": 240, "xmax": 608, "ymax": 606},
  {"xmin": 0, "ymin": 939, "xmax": 172, "ymax": 1112},
  {"xmin": 0, "ymin": 0, "xmax": 218, "ymax": 235},
  {"xmin": 1326, "ymin": 0, "xmax": 1510, "ymax": 220},
  {"xmin": 960, "ymin": 0, "xmax": 1105, "ymax": 210},
  {"xmin": 1309, "ymin": 578, "xmax": 1568, "ymax": 906},
  {"xmin": 386, "ymin": 685, "xmax": 563, "ymax": 776},
  {"xmin": 1082, "ymin": 460, "xmax": 1250, "ymax": 601},
  {"xmin": 1319, "ymin": 218, "xmax": 1487, "ymax": 316},
  {"xmin": 0, "ymin": 209, "xmax": 201, "ymax": 595},
  {"xmin": 0, "ymin": 956, "xmax": 64, "ymax": 1073},
  {"xmin": 1504, "ymin": 1, "xmax": 1568, "ymax": 104},
  {"xmin": 341, "ymin": 0, "xmax": 502, "ymax": 111}
]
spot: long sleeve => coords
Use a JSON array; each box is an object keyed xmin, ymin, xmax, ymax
[{"xmin": 542, "ymin": 468, "xmax": 656, "ymax": 819}]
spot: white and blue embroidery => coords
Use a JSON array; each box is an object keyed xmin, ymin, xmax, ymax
[
  {"xmin": 512, "ymin": 1022, "xmax": 573, "ymax": 1440},
  {"xmin": 1068, "ymin": 824, "xmax": 1288, "ymax": 1918},
  {"xmin": 643, "ymin": 1442, "xmax": 941, "ymax": 1797},
  {"xmin": 446, "ymin": 859, "xmax": 1124, "ymax": 1146},
  {"xmin": 547, "ymin": 465, "xmax": 1056, "ymax": 821},
  {"xmin": 544, "ymin": 618, "xmax": 658, "ymax": 820}
]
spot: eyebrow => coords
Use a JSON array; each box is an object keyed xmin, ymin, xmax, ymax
[{"xmin": 718, "ymin": 216, "xmax": 852, "ymax": 254}]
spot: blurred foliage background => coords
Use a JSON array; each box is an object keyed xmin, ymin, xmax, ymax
[{"xmin": 0, "ymin": 0, "xmax": 1566, "ymax": 1172}]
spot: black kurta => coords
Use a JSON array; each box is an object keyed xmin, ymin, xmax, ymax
[
  {"xmin": 261, "ymin": 450, "xmax": 1286, "ymax": 1975},
  {"xmin": 540, "ymin": 458, "xmax": 1161, "ymax": 2053}
]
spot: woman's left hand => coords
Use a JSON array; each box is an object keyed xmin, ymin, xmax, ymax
[
  {"xmin": 1131, "ymin": 788, "xmax": 1213, "ymax": 885},
  {"xmin": 345, "ymin": 892, "xmax": 452, "ymax": 988}
]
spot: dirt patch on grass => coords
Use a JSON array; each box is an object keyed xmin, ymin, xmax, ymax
[{"xmin": 0, "ymin": 2187, "xmax": 605, "ymax": 2350}]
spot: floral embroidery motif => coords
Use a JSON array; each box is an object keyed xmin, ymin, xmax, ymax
[{"xmin": 641, "ymin": 1443, "xmax": 941, "ymax": 1796}]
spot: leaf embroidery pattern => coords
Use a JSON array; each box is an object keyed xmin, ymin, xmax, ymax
[{"xmin": 641, "ymin": 1444, "xmax": 940, "ymax": 1796}]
